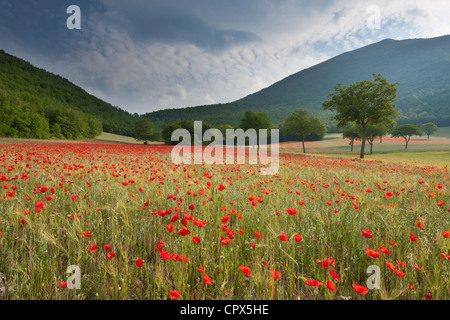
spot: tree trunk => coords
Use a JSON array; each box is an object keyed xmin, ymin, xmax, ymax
[
  {"xmin": 360, "ymin": 126, "xmax": 366, "ymax": 159},
  {"xmin": 380, "ymin": 136, "xmax": 383, "ymax": 143},
  {"xmin": 405, "ymin": 139, "xmax": 408, "ymax": 150},
  {"xmin": 427, "ymin": 134, "xmax": 430, "ymax": 140},
  {"xmin": 370, "ymin": 142, "xmax": 373, "ymax": 154},
  {"xmin": 302, "ymin": 136, "xmax": 306, "ymax": 153},
  {"xmin": 351, "ymin": 140, "xmax": 354, "ymax": 152}
]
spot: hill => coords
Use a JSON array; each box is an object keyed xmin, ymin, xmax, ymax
[
  {"xmin": 0, "ymin": 50, "xmax": 138, "ymax": 139},
  {"xmin": 142, "ymin": 35, "xmax": 450, "ymax": 130}
]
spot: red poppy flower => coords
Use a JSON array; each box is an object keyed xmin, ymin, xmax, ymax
[
  {"xmin": 135, "ymin": 259, "xmax": 143, "ymax": 267},
  {"xmin": 161, "ymin": 251, "xmax": 170, "ymax": 260},
  {"xmin": 280, "ymin": 234, "xmax": 288, "ymax": 241},
  {"xmin": 394, "ymin": 269, "xmax": 405, "ymax": 277},
  {"xmin": 192, "ymin": 237, "xmax": 201, "ymax": 244},
  {"xmin": 326, "ymin": 280, "xmax": 336, "ymax": 292},
  {"xmin": 89, "ymin": 245, "xmax": 98, "ymax": 253},
  {"xmin": 386, "ymin": 261, "xmax": 395, "ymax": 271},
  {"xmin": 410, "ymin": 233, "xmax": 418, "ymax": 242},
  {"xmin": 286, "ymin": 209, "xmax": 297, "ymax": 216},
  {"xmin": 352, "ymin": 284, "xmax": 369, "ymax": 295},
  {"xmin": 378, "ymin": 247, "xmax": 391, "ymax": 255},
  {"xmin": 361, "ymin": 229, "xmax": 373, "ymax": 239},
  {"xmin": 193, "ymin": 220, "xmax": 206, "ymax": 227},
  {"xmin": 104, "ymin": 244, "xmax": 111, "ymax": 251},
  {"xmin": 35, "ymin": 201, "xmax": 45, "ymax": 212},
  {"xmin": 294, "ymin": 235, "xmax": 303, "ymax": 242},
  {"xmin": 178, "ymin": 228, "xmax": 190, "ymax": 236},
  {"xmin": 238, "ymin": 266, "xmax": 252, "ymax": 277},
  {"xmin": 305, "ymin": 280, "xmax": 322, "ymax": 287},
  {"xmin": 366, "ymin": 249, "xmax": 381, "ymax": 258},
  {"xmin": 271, "ymin": 270, "xmax": 281, "ymax": 282},
  {"xmin": 203, "ymin": 273, "xmax": 213, "ymax": 285},
  {"xmin": 329, "ymin": 269, "xmax": 340, "ymax": 281},
  {"xmin": 169, "ymin": 290, "xmax": 180, "ymax": 300},
  {"xmin": 221, "ymin": 239, "xmax": 231, "ymax": 245},
  {"xmin": 107, "ymin": 252, "xmax": 116, "ymax": 260}
]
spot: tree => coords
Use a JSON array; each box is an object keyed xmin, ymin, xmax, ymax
[
  {"xmin": 239, "ymin": 111, "xmax": 272, "ymax": 148},
  {"xmin": 134, "ymin": 118, "xmax": 155, "ymax": 144},
  {"xmin": 342, "ymin": 126, "xmax": 361, "ymax": 152},
  {"xmin": 363, "ymin": 125, "xmax": 387, "ymax": 154},
  {"xmin": 391, "ymin": 124, "xmax": 423, "ymax": 150},
  {"xmin": 162, "ymin": 122, "xmax": 182, "ymax": 145},
  {"xmin": 420, "ymin": 122, "xmax": 438, "ymax": 140},
  {"xmin": 162, "ymin": 120, "xmax": 213, "ymax": 145},
  {"xmin": 323, "ymin": 74, "xmax": 398, "ymax": 158},
  {"xmin": 284, "ymin": 110, "xmax": 326, "ymax": 153}
]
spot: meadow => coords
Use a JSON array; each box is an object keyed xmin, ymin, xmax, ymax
[{"xmin": 0, "ymin": 134, "xmax": 448, "ymax": 300}]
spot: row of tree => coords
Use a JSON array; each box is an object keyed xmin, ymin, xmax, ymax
[
  {"xmin": 0, "ymin": 100, "xmax": 102, "ymax": 140},
  {"xmin": 135, "ymin": 73, "xmax": 439, "ymax": 158},
  {"xmin": 134, "ymin": 109, "xmax": 328, "ymax": 147},
  {"xmin": 343, "ymin": 122, "xmax": 438, "ymax": 153},
  {"xmin": 323, "ymin": 73, "xmax": 441, "ymax": 157}
]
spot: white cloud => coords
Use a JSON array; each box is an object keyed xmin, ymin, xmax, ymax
[{"xmin": 42, "ymin": 0, "xmax": 450, "ymax": 114}]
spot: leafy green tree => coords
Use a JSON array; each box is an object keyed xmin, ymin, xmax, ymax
[
  {"xmin": 239, "ymin": 111, "xmax": 272, "ymax": 148},
  {"xmin": 420, "ymin": 122, "xmax": 438, "ymax": 140},
  {"xmin": 323, "ymin": 74, "xmax": 398, "ymax": 158},
  {"xmin": 134, "ymin": 118, "xmax": 155, "ymax": 144},
  {"xmin": 391, "ymin": 124, "xmax": 423, "ymax": 150},
  {"xmin": 162, "ymin": 122, "xmax": 182, "ymax": 145},
  {"xmin": 284, "ymin": 110, "xmax": 326, "ymax": 153},
  {"xmin": 162, "ymin": 120, "xmax": 213, "ymax": 145},
  {"xmin": 239, "ymin": 111, "xmax": 271, "ymax": 131},
  {"xmin": 342, "ymin": 126, "xmax": 361, "ymax": 152},
  {"xmin": 363, "ymin": 125, "xmax": 387, "ymax": 154}
]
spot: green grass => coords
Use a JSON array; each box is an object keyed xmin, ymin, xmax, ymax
[
  {"xmin": 85, "ymin": 132, "xmax": 163, "ymax": 145},
  {"xmin": 0, "ymin": 140, "xmax": 448, "ymax": 301}
]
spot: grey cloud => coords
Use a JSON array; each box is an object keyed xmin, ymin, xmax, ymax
[{"xmin": 106, "ymin": 7, "xmax": 261, "ymax": 52}]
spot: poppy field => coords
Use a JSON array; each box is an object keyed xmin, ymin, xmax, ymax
[{"xmin": 0, "ymin": 139, "xmax": 449, "ymax": 300}]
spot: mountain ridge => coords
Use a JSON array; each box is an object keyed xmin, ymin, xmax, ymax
[
  {"xmin": 0, "ymin": 49, "xmax": 138, "ymax": 139},
  {"xmin": 143, "ymin": 35, "xmax": 450, "ymax": 130}
]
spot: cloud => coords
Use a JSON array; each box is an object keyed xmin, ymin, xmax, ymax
[{"xmin": 2, "ymin": 0, "xmax": 450, "ymax": 115}]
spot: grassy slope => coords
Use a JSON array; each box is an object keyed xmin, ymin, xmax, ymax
[
  {"xmin": 87, "ymin": 127, "xmax": 450, "ymax": 168},
  {"xmin": 282, "ymin": 126, "xmax": 450, "ymax": 168}
]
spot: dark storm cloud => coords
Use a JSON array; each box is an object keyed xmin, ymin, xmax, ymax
[
  {"xmin": 98, "ymin": 4, "xmax": 261, "ymax": 52},
  {"xmin": 0, "ymin": 1, "xmax": 104, "ymax": 57},
  {"xmin": 1, "ymin": 0, "xmax": 449, "ymax": 114},
  {"xmin": 129, "ymin": 8, "xmax": 260, "ymax": 51}
]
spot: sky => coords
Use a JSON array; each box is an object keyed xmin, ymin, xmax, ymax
[{"xmin": 1, "ymin": 0, "xmax": 450, "ymax": 114}]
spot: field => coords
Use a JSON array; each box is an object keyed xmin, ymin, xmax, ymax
[{"xmin": 0, "ymin": 134, "xmax": 448, "ymax": 301}]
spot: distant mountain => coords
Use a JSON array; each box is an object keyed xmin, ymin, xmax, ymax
[
  {"xmin": 143, "ymin": 35, "xmax": 450, "ymax": 130},
  {"xmin": 0, "ymin": 50, "xmax": 137, "ymax": 139}
]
